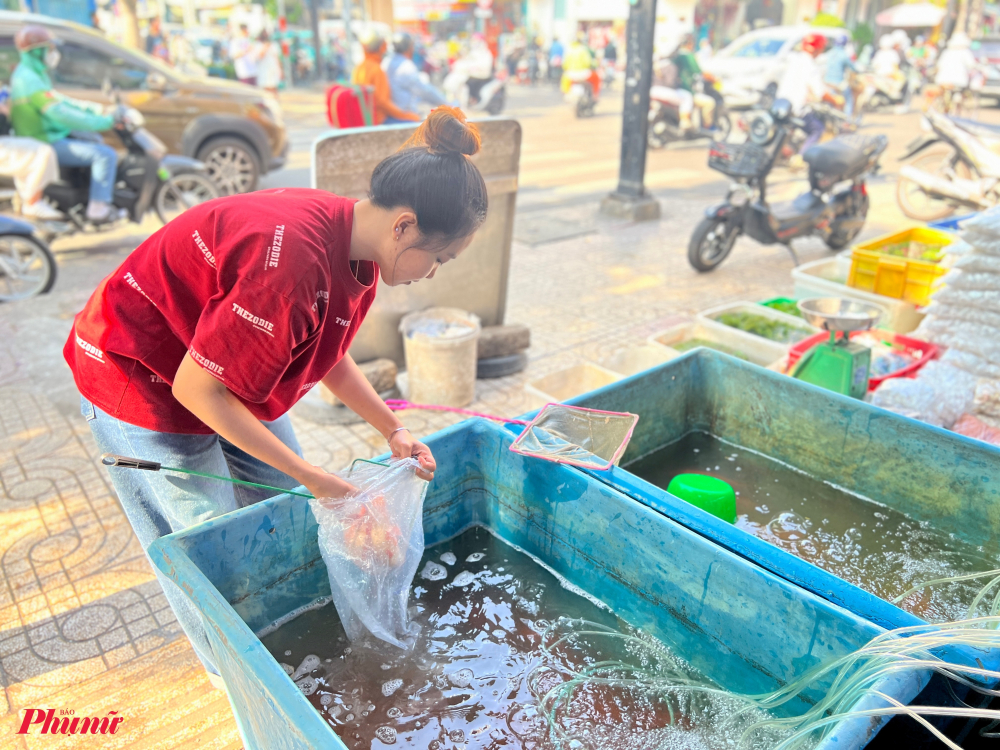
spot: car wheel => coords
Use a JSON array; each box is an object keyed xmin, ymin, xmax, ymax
[
  {"xmin": 196, "ymin": 137, "xmax": 260, "ymax": 195},
  {"xmin": 155, "ymin": 173, "xmax": 220, "ymax": 225}
]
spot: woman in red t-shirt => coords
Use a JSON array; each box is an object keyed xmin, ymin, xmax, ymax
[{"xmin": 64, "ymin": 108, "xmax": 488, "ymax": 682}]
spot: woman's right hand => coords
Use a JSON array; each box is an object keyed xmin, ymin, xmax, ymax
[{"xmin": 304, "ymin": 470, "xmax": 358, "ymax": 507}]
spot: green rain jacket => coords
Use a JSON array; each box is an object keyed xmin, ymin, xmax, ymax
[{"xmin": 10, "ymin": 49, "xmax": 114, "ymax": 143}]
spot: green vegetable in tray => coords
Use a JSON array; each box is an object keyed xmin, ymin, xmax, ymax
[
  {"xmin": 715, "ymin": 311, "xmax": 813, "ymax": 344},
  {"xmin": 673, "ymin": 338, "xmax": 750, "ymax": 360},
  {"xmin": 761, "ymin": 300, "xmax": 803, "ymax": 318},
  {"xmin": 877, "ymin": 241, "xmax": 945, "ymax": 263}
]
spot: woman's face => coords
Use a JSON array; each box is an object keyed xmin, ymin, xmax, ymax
[{"xmin": 381, "ymin": 219, "xmax": 475, "ymax": 286}]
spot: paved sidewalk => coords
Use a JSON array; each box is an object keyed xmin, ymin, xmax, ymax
[{"xmin": 0, "ymin": 131, "xmax": 917, "ymax": 746}]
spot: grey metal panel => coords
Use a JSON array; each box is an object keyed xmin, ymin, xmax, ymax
[{"xmin": 311, "ymin": 119, "xmax": 521, "ymax": 365}]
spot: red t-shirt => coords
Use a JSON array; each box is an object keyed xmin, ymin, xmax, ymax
[{"xmin": 64, "ymin": 188, "xmax": 378, "ymax": 434}]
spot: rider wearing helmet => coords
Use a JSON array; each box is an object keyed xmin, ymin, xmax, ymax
[
  {"xmin": 777, "ymin": 32, "xmax": 828, "ymax": 155},
  {"xmin": 352, "ymin": 30, "xmax": 420, "ymax": 125},
  {"xmin": 10, "ymin": 25, "xmax": 119, "ymax": 223},
  {"xmin": 824, "ymin": 35, "xmax": 857, "ymax": 115},
  {"xmin": 383, "ymin": 32, "xmax": 448, "ymax": 124}
]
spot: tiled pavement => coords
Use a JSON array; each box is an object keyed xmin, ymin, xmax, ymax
[{"xmin": 0, "ymin": 88, "xmax": 923, "ymax": 746}]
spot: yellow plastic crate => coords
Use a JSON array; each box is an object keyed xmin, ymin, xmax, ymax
[{"xmin": 847, "ymin": 228, "xmax": 950, "ymax": 306}]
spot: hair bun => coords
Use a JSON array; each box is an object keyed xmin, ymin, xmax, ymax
[{"xmin": 411, "ymin": 106, "xmax": 481, "ymax": 157}]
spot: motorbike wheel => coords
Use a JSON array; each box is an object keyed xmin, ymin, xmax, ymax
[
  {"xmin": 485, "ymin": 87, "xmax": 506, "ymax": 115},
  {"xmin": 155, "ymin": 173, "xmax": 220, "ymax": 225},
  {"xmin": 826, "ymin": 192, "xmax": 869, "ymax": 250},
  {"xmin": 688, "ymin": 217, "xmax": 740, "ymax": 272},
  {"xmin": 0, "ymin": 234, "xmax": 56, "ymax": 302},
  {"xmin": 896, "ymin": 148, "xmax": 973, "ymax": 222},
  {"xmin": 712, "ymin": 113, "xmax": 732, "ymax": 142}
]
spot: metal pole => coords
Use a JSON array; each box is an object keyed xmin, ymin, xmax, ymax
[
  {"xmin": 309, "ymin": 0, "xmax": 323, "ymax": 83},
  {"xmin": 599, "ymin": 0, "xmax": 660, "ymax": 221},
  {"xmin": 277, "ymin": 0, "xmax": 293, "ymax": 87},
  {"xmin": 343, "ymin": 0, "xmax": 356, "ymax": 78}
]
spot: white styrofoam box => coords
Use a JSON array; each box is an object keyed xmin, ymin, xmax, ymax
[
  {"xmin": 695, "ymin": 302, "xmax": 820, "ymax": 366},
  {"xmin": 525, "ymin": 363, "xmax": 623, "ymax": 404},
  {"xmin": 792, "ymin": 258, "xmax": 925, "ymax": 334}
]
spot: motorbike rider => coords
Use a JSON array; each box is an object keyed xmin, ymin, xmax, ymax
[
  {"xmin": 671, "ymin": 34, "xmax": 716, "ymax": 132},
  {"xmin": 561, "ymin": 33, "xmax": 600, "ymax": 101},
  {"xmin": 383, "ymin": 32, "xmax": 448, "ymax": 124},
  {"xmin": 10, "ymin": 25, "xmax": 119, "ymax": 224},
  {"xmin": 458, "ymin": 33, "xmax": 496, "ymax": 106},
  {"xmin": 935, "ymin": 32, "xmax": 978, "ymax": 114},
  {"xmin": 776, "ymin": 32, "xmax": 828, "ymax": 160},
  {"xmin": 824, "ymin": 35, "xmax": 857, "ymax": 116},
  {"xmin": 352, "ymin": 30, "xmax": 420, "ymax": 125}
]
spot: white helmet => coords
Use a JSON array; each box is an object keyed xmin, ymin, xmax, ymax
[
  {"xmin": 879, "ymin": 34, "xmax": 893, "ymax": 50},
  {"xmin": 892, "ymin": 29, "xmax": 910, "ymax": 47}
]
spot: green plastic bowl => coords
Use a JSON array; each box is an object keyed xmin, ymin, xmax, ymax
[{"xmin": 667, "ymin": 473, "xmax": 737, "ymax": 523}]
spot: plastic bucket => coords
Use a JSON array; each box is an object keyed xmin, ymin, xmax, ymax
[
  {"xmin": 399, "ymin": 307, "xmax": 481, "ymax": 407},
  {"xmin": 148, "ymin": 418, "xmax": 914, "ymax": 750}
]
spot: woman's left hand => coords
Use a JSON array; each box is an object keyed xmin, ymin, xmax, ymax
[{"xmin": 389, "ymin": 429, "xmax": 436, "ymax": 481}]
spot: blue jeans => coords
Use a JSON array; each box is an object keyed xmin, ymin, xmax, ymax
[
  {"xmin": 81, "ymin": 398, "xmax": 303, "ymax": 674},
  {"xmin": 51, "ymin": 137, "xmax": 118, "ymax": 203}
]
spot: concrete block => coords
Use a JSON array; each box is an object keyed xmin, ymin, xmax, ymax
[
  {"xmin": 599, "ymin": 192, "xmax": 661, "ymax": 222},
  {"xmin": 477, "ymin": 324, "xmax": 530, "ymax": 360},
  {"xmin": 320, "ymin": 358, "xmax": 397, "ymax": 407}
]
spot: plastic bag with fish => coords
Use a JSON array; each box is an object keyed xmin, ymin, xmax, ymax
[{"xmin": 308, "ymin": 458, "xmax": 427, "ymax": 649}]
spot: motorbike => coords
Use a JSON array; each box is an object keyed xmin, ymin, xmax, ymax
[
  {"xmin": 764, "ymin": 100, "xmax": 856, "ymax": 168},
  {"xmin": 648, "ymin": 74, "xmax": 731, "ymax": 147},
  {"xmin": 564, "ymin": 68, "xmax": 600, "ymax": 118},
  {"xmin": 40, "ymin": 106, "xmax": 217, "ymax": 236},
  {"xmin": 0, "ymin": 213, "xmax": 56, "ymax": 302},
  {"xmin": 688, "ymin": 99, "xmax": 887, "ymax": 272},
  {"xmin": 857, "ymin": 72, "xmax": 908, "ymax": 112},
  {"xmin": 896, "ymin": 108, "xmax": 1000, "ymax": 221},
  {"xmin": 444, "ymin": 66, "xmax": 507, "ymax": 116}
]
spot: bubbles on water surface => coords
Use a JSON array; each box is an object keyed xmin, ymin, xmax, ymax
[
  {"xmin": 374, "ymin": 726, "xmax": 397, "ymax": 745},
  {"xmin": 280, "ymin": 663, "xmax": 294, "ymax": 676},
  {"xmin": 382, "ymin": 678, "xmax": 403, "ymax": 696},
  {"xmin": 448, "ymin": 668, "xmax": 474, "ymax": 688},
  {"xmin": 292, "ymin": 654, "xmax": 320, "ymax": 680},
  {"xmin": 440, "ymin": 552, "xmax": 457, "ymax": 565},
  {"xmin": 296, "ymin": 676, "xmax": 318, "ymax": 696},
  {"xmin": 320, "ymin": 694, "xmax": 333, "ymax": 706},
  {"xmin": 386, "ymin": 707, "xmax": 402, "ymax": 718},
  {"xmin": 451, "ymin": 571, "xmax": 476, "ymax": 587},
  {"xmin": 420, "ymin": 561, "xmax": 447, "ymax": 581},
  {"xmin": 466, "ymin": 552, "xmax": 485, "ymax": 562}
]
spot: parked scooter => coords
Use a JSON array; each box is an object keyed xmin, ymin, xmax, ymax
[
  {"xmin": 648, "ymin": 74, "xmax": 731, "ymax": 147},
  {"xmin": 897, "ymin": 108, "xmax": 1000, "ymax": 220},
  {"xmin": 688, "ymin": 99, "xmax": 887, "ymax": 272},
  {"xmin": 0, "ymin": 213, "xmax": 56, "ymax": 302}
]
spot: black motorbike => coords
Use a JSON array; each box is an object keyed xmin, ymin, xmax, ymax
[
  {"xmin": 40, "ymin": 106, "xmax": 218, "ymax": 234},
  {"xmin": 688, "ymin": 99, "xmax": 887, "ymax": 272}
]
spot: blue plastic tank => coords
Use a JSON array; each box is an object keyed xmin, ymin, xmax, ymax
[{"xmin": 148, "ymin": 418, "xmax": 914, "ymax": 750}]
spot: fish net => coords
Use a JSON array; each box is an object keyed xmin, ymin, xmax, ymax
[{"xmin": 509, "ymin": 403, "xmax": 639, "ymax": 471}]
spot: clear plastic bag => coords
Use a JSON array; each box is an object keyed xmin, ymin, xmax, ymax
[
  {"xmin": 923, "ymin": 301, "xmax": 1000, "ymax": 330},
  {"xmin": 974, "ymin": 380, "xmax": 1000, "ymax": 418},
  {"xmin": 953, "ymin": 413, "xmax": 1000, "ymax": 446},
  {"xmin": 933, "ymin": 287, "xmax": 1000, "ymax": 314},
  {"xmin": 942, "ymin": 348, "xmax": 1000, "ymax": 378},
  {"xmin": 308, "ymin": 458, "xmax": 427, "ymax": 649},
  {"xmin": 871, "ymin": 360, "xmax": 977, "ymax": 428},
  {"xmin": 939, "ymin": 270, "xmax": 1000, "ymax": 292},
  {"xmin": 954, "ymin": 253, "xmax": 1000, "ymax": 274}
]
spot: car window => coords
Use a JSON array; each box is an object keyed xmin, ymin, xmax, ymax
[
  {"xmin": 52, "ymin": 41, "xmax": 148, "ymax": 90},
  {"xmin": 731, "ymin": 37, "xmax": 785, "ymax": 58},
  {"xmin": 0, "ymin": 37, "xmax": 16, "ymax": 84}
]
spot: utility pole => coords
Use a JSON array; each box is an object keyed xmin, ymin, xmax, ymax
[
  {"xmin": 600, "ymin": 0, "xmax": 660, "ymax": 222},
  {"xmin": 277, "ymin": 0, "xmax": 293, "ymax": 87},
  {"xmin": 343, "ymin": 0, "xmax": 356, "ymax": 76},
  {"xmin": 309, "ymin": 0, "xmax": 323, "ymax": 83}
]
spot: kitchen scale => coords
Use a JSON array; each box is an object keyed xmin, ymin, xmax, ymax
[{"xmin": 791, "ymin": 298, "xmax": 886, "ymax": 399}]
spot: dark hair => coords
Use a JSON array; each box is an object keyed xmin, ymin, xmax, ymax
[{"xmin": 369, "ymin": 107, "xmax": 488, "ymax": 248}]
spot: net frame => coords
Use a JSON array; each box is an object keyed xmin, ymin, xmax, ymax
[{"xmin": 508, "ymin": 403, "xmax": 639, "ymax": 471}]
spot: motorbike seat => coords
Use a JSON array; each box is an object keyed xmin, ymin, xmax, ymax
[
  {"xmin": 803, "ymin": 135, "xmax": 887, "ymax": 182},
  {"xmin": 952, "ymin": 117, "xmax": 1000, "ymax": 140}
]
